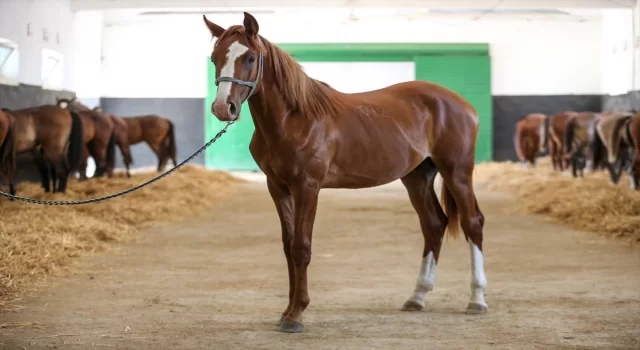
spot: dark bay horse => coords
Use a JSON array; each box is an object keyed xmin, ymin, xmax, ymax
[
  {"xmin": 591, "ymin": 111, "xmax": 635, "ymax": 185},
  {"xmin": 119, "ymin": 115, "xmax": 176, "ymax": 172},
  {"xmin": 93, "ymin": 107, "xmax": 133, "ymax": 177},
  {"xmin": 56, "ymin": 98, "xmax": 115, "ymax": 180},
  {"xmin": 0, "ymin": 109, "xmax": 16, "ymax": 196},
  {"xmin": 2, "ymin": 105, "xmax": 83, "ymax": 193},
  {"xmin": 564, "ymin": 112, "xmax": 598, "ymax": 178},
  {"xmin": 513, "ymin": 113, "xmax": 548, "ymax": 168},
  {"xmin": 204, "ymin": 12, "xmax": 488, "ymax": 333},
  {"xmin": 548, "ymin": 111, "xmax": 576, "ymax": 172}
]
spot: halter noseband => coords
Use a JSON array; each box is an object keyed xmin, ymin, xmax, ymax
[{"xmin": 214, "ymin": 41, "xmax": 264, "ymax": 104}]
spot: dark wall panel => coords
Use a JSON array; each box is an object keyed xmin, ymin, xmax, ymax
[
  {"xmin": 602, "ymin": 91, "xmax": 640, "ymax": 112},
  {"xmin": 99, "ymin": 98, "xmax": 205, "ymax": 170},
  {"xmin": 492, "ymin": 94, "xmax": 602, "ymax": 162},
  {"xmin": 0, "ymin": 83, "xmax": 75, "ymax": 184}
]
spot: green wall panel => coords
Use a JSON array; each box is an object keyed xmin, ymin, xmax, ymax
[
  {"xmin": 204, "ymin": 43, "xmax": 492, "ymax": 170},
  {"xmin": 414, "ymin": 55, "xmax": 493, "ymax": 163}
]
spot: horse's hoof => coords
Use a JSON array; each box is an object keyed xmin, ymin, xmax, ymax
[
  {"xmin": 278, "ymin": 319, "xmax": 304, "ymax": 333},
  {"xmin": 275, "ymin": 316, "xmax": 284, "ymax": 326},
  {"xmin": 465, "ymin": 302, "xmax": 488, "ymax": 314},
  {"xmin": 401, "ymin": 299, "xmax": 424, "ymax": 311}
]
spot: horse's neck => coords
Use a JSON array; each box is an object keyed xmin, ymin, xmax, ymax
[{"xmin": 247, "ymin": 88, "xmax": 290, "ymax": 144}]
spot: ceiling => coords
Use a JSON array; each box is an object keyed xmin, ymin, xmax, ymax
[
  {"xmin": 72, "ymin": 0, "xmax": 637, "ymax": 11},
  {"xmin": 78, "ymin": 0, "xmax": 635, "ymax": 26}
]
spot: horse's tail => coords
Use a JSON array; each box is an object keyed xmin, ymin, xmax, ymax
[
  {"xmin": 440, "ymin": 183, "xmax": 460, "ymax": 240},
  {"xmin": 164, "ymin": 120, "xmax": 177, "ymax": 166},
  {"xmin": 67, "ymin": 111, "xmax": 84, "ymax": 171},
  {"xmin": 514, "ymin": 120, "xmax": 527, "ymax": 162},
  {"xmin": 106, "ymin": 129, "xmax": 117, "ymax": 173},
  {"xmin": 564, "ymin": 118, "xmax": 576, "ymax": 154},
  {"xmin": 590, "ymin": 119, "xmax": 606, "ymax": 170}
]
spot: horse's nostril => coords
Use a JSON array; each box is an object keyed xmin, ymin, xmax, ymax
[{"xmin": 229, "ymin": 102, "xmax": 238, "ymax": 116}]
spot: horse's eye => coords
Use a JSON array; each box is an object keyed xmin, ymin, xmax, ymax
[{"xmin": 247, "ymin": 56, "xmax": 255, "ymax": 64}]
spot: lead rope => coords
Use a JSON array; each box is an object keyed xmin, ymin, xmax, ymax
[{"xmin": 0, "ymin": 121, "xmax": 235, "ymax": 206}]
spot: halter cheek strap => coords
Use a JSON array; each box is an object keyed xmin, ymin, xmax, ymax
[{"xmin": 215, "ymin": 40, "xmax": 264, "ymax": 104}]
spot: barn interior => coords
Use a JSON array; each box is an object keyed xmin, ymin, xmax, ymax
[{"xmin": 1, "ymin": 0, "xmax": 639, "ymax": 348}]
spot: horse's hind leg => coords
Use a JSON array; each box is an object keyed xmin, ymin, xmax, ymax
[
  {"xmin": 439, "ymin": 161, "xmax": 488, "ymax": 314},
  {"xmin": 400, "ymin": 158, "xmax": 448, "ymax": 311},
  {"xmin": 32, "ymin": 149, "xmax": 52, "ymax": 192},
  {"xmin": 78, "ymin": 145, "xmax": 89, "ymax": 181}
]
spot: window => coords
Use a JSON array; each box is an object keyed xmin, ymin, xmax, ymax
[
  {"xmin": 0, "ymin": 38, "xmax": 19, "ymax": 86},
  {"xmin": 41, "ymin": 48, "xmax": 64, "ymax": 90}
]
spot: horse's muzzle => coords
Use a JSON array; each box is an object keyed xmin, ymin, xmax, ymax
[{"xmin": 211, "ymin": 100, "xmax": 239, "ymax": 122}]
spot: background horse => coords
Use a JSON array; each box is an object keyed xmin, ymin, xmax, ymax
[
  {"xmin": 93, "ymin": 107, "xmax": 133, "ymax": 177},
  {"xmin": 626, "ymin": 112, "xmax": 640, "ymax": 189},
  {"xmin": 0, "ymin": 109, "xmax": 17, "ymax": 197},
  {"xmin": 592, "ymin": 111, "xmax": 634, "ymax": 185},
  {"xmin": 548, "ymin": 111, "xmax": 576, "ymax": 172},
  {"xmin": 56, "ymin": 98, "xmax": 115, "ymax": 180},
  {"xmin": 204, "ymin": 12, "xmax": 488, "ymax": 333},
  {"xmin": 2, "ymin": 105, "xmax": 83, "ymax": 193},
  {"xmin": 119, "ymin": 115, "xmax": 176, "ymax": 173},
  {"xmin": 564, "ymin": 112, "xmax": 597, "ymax": 178},
  {"xmin": 513, "ymin": 113, "xmax": 548, "ymax": 168}
]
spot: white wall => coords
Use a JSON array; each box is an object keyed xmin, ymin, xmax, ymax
[
  {"xmin": 73, "ymin": 10, "xmax": 103, "ymax": 105},
  {"xmin": 99, "ymin": 13, "xmax": 602, "ymax": 98},
  {"xmin": 0, "ymin": 0, "xmax": 75, "ymax": 90},
  {"xmin": 601, "ymin": 9, "xmax": 634, "ymax": 96}
]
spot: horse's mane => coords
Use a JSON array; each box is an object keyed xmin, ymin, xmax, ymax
[{"xmin": 217, "ymin": 26, "xmax": 344, "ymax": 118}]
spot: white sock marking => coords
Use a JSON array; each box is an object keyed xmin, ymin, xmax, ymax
[
  {"xmin": 468, "ymin": 242, "xmax": 487, "ymax": 307},
  {"xmin": 214, "ymin": 41, "xmax": 248, "ymax": 105},
  {"xmin": 407, "ymin": 251, "xmax": 437, "ymax": 307}
]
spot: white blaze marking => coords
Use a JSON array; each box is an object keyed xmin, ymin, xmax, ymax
[
  {"xmin": 407, "ymin": 251, "xmax": 437, "ymax": 307},
  {"xmin": 468, "ymin": 242, "xmax": 487, "ymax": 307},
  {"xmin": 214, "ymin": 41, "xmax": 248, "ymax": 105}
]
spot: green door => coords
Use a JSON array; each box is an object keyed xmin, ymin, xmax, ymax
[
  {"xmin": 414, "ymin": 55, "xmax": 492, "ymax": 163},
  {"xmin": 204, "ymin": 59, "xmax": 260, "ymax": 171}
]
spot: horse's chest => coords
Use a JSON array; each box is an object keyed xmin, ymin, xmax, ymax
[{"xmin": 249, "ymin": 138, "xmax": 300, "ymax": 182}]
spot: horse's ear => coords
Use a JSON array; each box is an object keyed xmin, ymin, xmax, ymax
[
  {"xmin": 203, "ymin": 15, "xmax": 224, "ymax": 38},
  {"xmin": 243, "ymin": 12, "xmax": 259, "ymax": 38}
]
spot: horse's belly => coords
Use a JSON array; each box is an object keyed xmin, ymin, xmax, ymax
[
  {"xmin": 324, "ymin": 147, "xmax": 428, "ymax": 189},
  {"xmin": 15, "ymin": 128, "xmax": 37, "ymax": 153}
]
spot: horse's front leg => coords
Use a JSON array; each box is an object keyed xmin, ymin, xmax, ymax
[
  {"xmin": 266, "ymin": 179, "xmax": 295, "ymax": 327},
  {"xmin": 279, "ymin": 180, "xmax": 319, "ymax": 333}
]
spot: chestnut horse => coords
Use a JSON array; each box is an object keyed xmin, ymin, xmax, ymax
[
  {"xmin": 591, "ymin": 111, "xmax": 635, "ymax": 185},
  {"xmin": 564, "ymin": 112, "xmax": 598, "ymax": 178},
  {"xmin": 204, "ymin": 13, "xmax": 488, "ymax": 333},
  {"xmin": 626, "ymin": 112, "xmax": 640, "ymax": 189},
  {"xmin": 0, "ymin": 109, "xmax": 17, "ymax": 196},
  {"xmin": 56, "ymin": 98, "xmax": 116, "ymax": 180},
  {"xmin": 2, "ymin": 105, "xmax": 83, "ymax": 193},
  {"xmin": 93, "ymin": 107, "xmax": 133, "ymax": 177},
  {"xmin": 548, "ymin": 111, "xmax": 576, "ymax": 172},
  {"xmin": 513, "ymin": 113, "xmax": 548, "ymax": 168},
  {"xmin": 119, "ymin": 115, "xmax": 176, "ymax": 173}
]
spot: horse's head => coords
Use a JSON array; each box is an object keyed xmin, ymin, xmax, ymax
[{"xmin": 203, "ymin": 12, "xmax": 263, "ymax": 122}]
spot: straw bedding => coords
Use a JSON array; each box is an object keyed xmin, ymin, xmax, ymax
[
  {"xmin": 474, "ymin": 157, "xmax": 640, "ymax": 246},
  {"xmin": 0, "ymin": 165, "xmax": 242, "ymax": 310}
]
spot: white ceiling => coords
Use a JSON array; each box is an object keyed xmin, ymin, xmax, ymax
[
  {"xmin": 80, "ymin": 0, "xmax": 636, "ymax": 26},
  {"xmin": 72, "ymin": 0, "xmax": 637, "ymax": 11}
]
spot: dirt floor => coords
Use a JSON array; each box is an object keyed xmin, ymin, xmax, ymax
[{"xmin": 1, "ymin": 176, "xmax": 639, "ymax": 349}]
